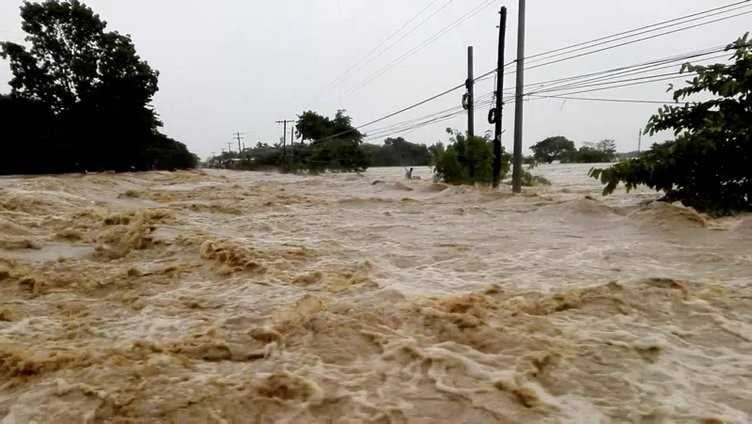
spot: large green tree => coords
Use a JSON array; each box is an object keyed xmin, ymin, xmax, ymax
[
  {"xmin": 293, "ymin": 110, "xmax": 368, "ymax": 172},
  {"xmin": 590, "ymin": 34, "xmax": 752, "ymax": 215},
  {"xmin": 295, "ymin": 109, "xmax": 364, "ymax": 144},
  {"xmin": 530, "ymin": 136, "xmax": 576, "ymax": 163},
  {"xmin": 0, "ymin": 0, "xmax": 195, "ymax": 173}
]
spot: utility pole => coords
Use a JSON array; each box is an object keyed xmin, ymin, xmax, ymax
[
  {"xmin": 512, "ymin": 0, "xmax": 526, "ymax": 193},
  {"xmin": 290, "ymin": 125, "xmax": 295, "ymax": 160},
  {"xmin": 637, "ymin": 128, "xmax": 642, "ymax": 158},
  {"xmin": 233, "ymin": 132, "xmax": 244, "ymax": 153},
  {"xmin": 226, "ymin": 142, "xmax": 233, "ymax": 153},
  {"xmin": 276, "ymin": 119, "xmax": 295, "ymax": 160},
  {"xmin": 492, "ymin": 7, "xmax": 507, "ymax": 188},
  {"xmin": 466, "ymin": 46, "xmax": 475, "ymax": 140}
]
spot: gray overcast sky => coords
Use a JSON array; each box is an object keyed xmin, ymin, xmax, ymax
[{"xmin": 1, "ymin": 1, "xmax": 750, "ymax": 159}]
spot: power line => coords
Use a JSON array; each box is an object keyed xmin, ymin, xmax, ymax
[
  {"xmin": 328, "ymin": 0, "xmax": 448, "ymax": 88},
  {"xmin": 314, "ymin": 2, "xmax": 749, "ymax": 146},
  {"xmin": 312, "ymin": 82, "xmax": 467, "ymax": 144},
  {"xmin": 532, "ymin": 72, "xmax": 698, "ymax": 98},
  {"xmin": 519, "ymin": 9, "xmax": 752, "ymax": 73},
  {"xmin": 476, "ymin": 44, "xmax": 732, "ymax": 100},
  {"xmin": 530, "ymin": 71, "xmax": 695, "ymax": 95},
  {"xmin": 527, "ymin": 94, "xmax": 674, "ymax": 105},
  {"xmin": 519, "ymin": 45, "xmax": 727, "ymax": 92},
  {"xmin": 345, "ymin": 0, "xmax": 496, "ymax": 94},
  {"xmin": 362, "ymin": 45, "xmax": 728, "ymax": 143},
  {"xmin": 351, "ymin": 0, "xmax": 455, "ymax": 74},
  {"xmin": 472, "ymin": 3, "xmax": 751, "ymax": 81},
  {"xmin": 524, "ymin": 1, "xmax": 752, "ymax": 65}
]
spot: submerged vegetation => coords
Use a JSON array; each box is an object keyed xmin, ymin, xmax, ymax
[
  {"xmin": 591, "ymin": 34, "xmax": 752, "ymax": 216},
  {"xmin": 431, "ymin": 129, "xmax": 510, "ymax": 185}
]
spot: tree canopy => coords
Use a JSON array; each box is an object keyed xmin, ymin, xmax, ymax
[
  {"xmin": 564, "ymin": 140, "xmax": 617, "ymax": 163},
  {"xmin": 292, "ymin": 110, "xmax": 369, "ymax": 172},
  {"xmin": 0, "ymin": 0, "xmax": 196, "ymax": 174},
  {"xmin": 530, "ymin": 136, "xmax": 576, "ymax": 163},
  {"xmin": 590, "ymin": 34, "xmax": 752, "ymax": 215},
  {"xmin": 295, "ymin": 110, "xmax": 363, "ymax": 144},
  {"xmin": 363, "ymin": 137, "xmax": 432, "ymax": 167},
  {"xmin": 432, "ymin": 129, "xmax": 509, "ymax": 185}
]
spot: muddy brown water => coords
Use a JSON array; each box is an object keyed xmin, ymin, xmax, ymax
[{"xmin": 0, "ymin": 165, "xmax": 750, "ymax": 423}]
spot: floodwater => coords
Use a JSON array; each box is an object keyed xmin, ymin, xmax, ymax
[{"xmin": 0, "ymin": 164, "xmax": 750, "ymax": 423}]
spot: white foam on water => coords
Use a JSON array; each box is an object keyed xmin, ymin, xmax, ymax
[{"xmin": 0, "ymin": 165, "xmax": 750, "ymax": 422}]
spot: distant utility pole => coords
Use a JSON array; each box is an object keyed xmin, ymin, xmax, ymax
[
  {"xmin": 637, "ymin": 128, "xmax": 642, "ymax": 158},
  {"xmin": 289, "ymin": 125, "xmax": 296, "ymax": 160},
  {"xmin": 466, "ymin": 46, "xmax": 475, "ymax": 140},
  {"xmin": 233, "ymin": 132, "xmax": 245, "ymax": 153},
  {"xmin": 226, "ymin": 142, "xmax": 233, "ymax": 153},
  {"xmin": 492, "ymin": 7, "xmax": 507, "ymax": 188},
  {"xmin": 512, "ymin": 0, "xmax": 526, "ymax": 193},
  {"xmin": 276, "ymin": 119, "xmax": 295, "ymax": 160}
]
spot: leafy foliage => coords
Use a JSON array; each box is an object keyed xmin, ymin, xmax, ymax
[
  {"xmin": 530, "ymin": 136, "xmax": 576, "ymax": 163},
  {"xmin": 291, "ymin": 110, "xmax": 369, "ymax": 172},
  {"xmin": 590, "ymin": 34, "xmax": 752, "ymax": 215},
  {"xmin": 295, "ymin": 110, "xmax": 364, "ymax": 144},
  {"xmin": 0, "ymin": 0, "xmax": 196, "ymax": 174},
  {"xmin": 520, "ymin": 170, "xmax": 551, "ymax": 187},
  {"xmin": 363, "ymin": 137, "xmax": 431, "ymax": 167},
  {"xmin": 209, "ymin": 110, "xmax": 369, "ymax": 173},
  {"xmin": 432, "ymin": 129, "xmax": 509, "ymax": 185},
  {"xmin": 563, "ymin": 140, "xmax": 617, "ymax": 163}
]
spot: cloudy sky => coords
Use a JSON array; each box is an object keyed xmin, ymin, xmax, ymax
[{"xmin": 1, "ymin": 0, "xmax": 749, "ymax": 159}]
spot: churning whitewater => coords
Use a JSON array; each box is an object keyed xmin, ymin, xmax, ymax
[{"xmin": 0, "ymin": 165, "xmax": 750, "ymax": 423}]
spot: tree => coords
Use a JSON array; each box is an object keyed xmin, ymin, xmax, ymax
[
  {"xmin": 295, "ymin": 109, "xmax": 363, "ymax": 144},
  {"xmin": 563, "ymin": 140, "xmax": 617, "ymax": 163},
  {"xmin": 590, "ymin": 34, "xmax": 752, "ymax": 215},
  {"xmin": 364, "ymin": 137, "xmax": 431, "ymax": 167},
  {"xmin": 0, "ymin": 94, "xmax": 58, "ymax": 173},
  {"xmin": 292, "ymin": 110, "xmax": 368, "ymax": 172},
  {"xmin": 595, "ymin": 139, "xmax": 616, "ymax": 156},
  {"xmin": 433, "ymin": 128, "xmax": 508, "ymax": 185},
  {"xmin": 530, "ymin": 136, "xmax": 576, "ymax": 163},
  {"xmin": 295, "ymin": 111, "xmax": 333, "ymax": 143},
  {"xmin": 0, "ymin": 0, "xmax": 195, "ymax": 173}
]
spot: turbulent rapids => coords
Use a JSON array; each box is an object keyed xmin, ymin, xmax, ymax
[{"xmin": 0, "ymin": 165, "xmax": 750, "ymax": 423}]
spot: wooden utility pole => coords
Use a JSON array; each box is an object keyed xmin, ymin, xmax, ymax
[
  {"xmin": 637, "ymin": 128, "xmax": 642, "ymax": 158},
  {"xmin": 233, "ymin": 132, "xmax": 245, "ymax": 153},
  {"xmin": 492, "ymin": 7, "xmax": 507, "ymax": 188},
  {"xmin": 512, "ymin": 0, "xmax": 526, "ymax": 193},
  {"xmin": 226, "ymin": 142, "xmax": 233, "ymax": 153},
  {"xmin": 276, "ymin": 119, "xmax": 295, "ymax": 160},
  {"xmin": 466, "ymin": 46, "xmax": 475, "ymax": 140}
]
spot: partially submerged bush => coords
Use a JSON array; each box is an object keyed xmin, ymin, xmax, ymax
[{"xmin": 432, "ymin": 129, "xmax": 509, "ymax": 185}]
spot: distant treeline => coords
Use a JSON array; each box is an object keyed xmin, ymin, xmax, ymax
[
  {"xmin": 530, "ymin": 136, "xmax": 618, "ymax": 164},
  {"xmin": 207, "ymin": 136, "xmax": 434, "ymax": 171}
]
